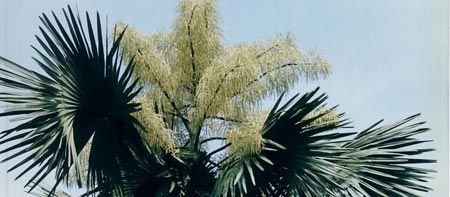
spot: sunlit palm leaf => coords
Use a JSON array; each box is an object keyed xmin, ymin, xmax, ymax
[
  {"xmin": 340, "ymin": 114, "xmax": 436, "ymax": 197},
  {"xmin": 0, "ymin": 6, "xmax": 149, "ymax": 195},
  {"xmin": 28, "ymin": 182, "xmax": 72, "ymax": 197}
]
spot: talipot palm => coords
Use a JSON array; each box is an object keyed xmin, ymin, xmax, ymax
[{"xmin": 0, "ymin": 1, "xmax": 435, "ymax": 197}]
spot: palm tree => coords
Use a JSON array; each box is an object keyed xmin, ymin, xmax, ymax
[{"xmin": 0, "ymin": 1, "xmax": 434, "ymax": 196}]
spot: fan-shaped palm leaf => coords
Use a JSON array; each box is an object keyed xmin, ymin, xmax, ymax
[
  {"xmin": 133, "ymin": 151, "xmax": 216, "ymax": 197},
  {"xmin": 213, "ymin": 88, "xmax": 435, "ymax": 197},
  {"xmin": 213, "ymin": 88, "xmax": 355, "ymax": 196},
  {"xmin": 0, "ymin": 6, "xmax": 150, "ymax": 195},
  {"xmin": 339, "ymin": 114, "xmax": 436, "ymax": 197}
]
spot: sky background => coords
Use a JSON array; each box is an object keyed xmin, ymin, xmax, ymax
[{"xmin": 0, "ymin": 0, "xmax": 448, "ymax": 196}]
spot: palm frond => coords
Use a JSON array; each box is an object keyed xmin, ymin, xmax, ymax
[
  {"xmin": 213, "ymin": 88, "xmax": 435, "ymax": 197},
  {"xmin": 340, "ymin": 114, "xmax": 436, "ymax": 197},
  {"xmin": 131, "ymin": 151, "xmax": 216, "ymax": 197},
  {"xmin": 28, "ymin": 182, "xmax": 72, "ymax": 197},
  {"xmin": 0, "ymin": 5, "xmax": 150, "ymax": 195},
  {"xmin": 214, "ymin": 88, "xmax": 355, "ymax": 196}
]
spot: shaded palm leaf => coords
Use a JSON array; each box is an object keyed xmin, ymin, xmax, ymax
[
  {"xmin": 124, "ymin": 151, "xmax": 216, "ymax": 197},
  {"xmin": 0, "ymin": 5, "xmax": 149, "ymax": 195},
  {"xmin": 214, "ymin": 88, "xmax": 355, "ymax": 196}
]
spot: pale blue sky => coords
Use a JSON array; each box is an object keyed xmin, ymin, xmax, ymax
[{"xmin": 0, "ymin": 0, "xmax": 448, "ymax": 196}]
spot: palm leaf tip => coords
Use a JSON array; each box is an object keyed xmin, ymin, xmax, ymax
[{"xmin": 0, "ymin": 5, "xmax": 146, "ymax": 195}]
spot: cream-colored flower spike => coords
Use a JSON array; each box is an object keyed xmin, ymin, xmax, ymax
[
  {"xmin": 114, "ymin": 0, "xmax": 331, "ymax": 153},
  {"xmin": 134, "ymin": 96, "xmax": 177, "ymax": 153},
  {"xmin": 226, "ymin": 113, "xmax": 266, "ymax": 157},
  {"xmin": 114, "ymin": 24, "xmax": 176, "ymax": 96},
  {"xmin": 305, "ymin": 108, "xmax": 340, "ymax": 127}
]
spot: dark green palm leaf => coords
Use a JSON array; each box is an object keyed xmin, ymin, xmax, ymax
[
  {"xmin": 214, "ymin": 88, "xmax": 355, "ymax": 197},
  {"xmin": 0, "ymin": 5, "xmax": 149, "ymax": 195},
  {"xmin": 213, "ymin": 88, "xmax": 434, "ymax": 197},
  {"xmin": 122, "ymin": 151, "xmax": 216, "ymax": 197}
]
